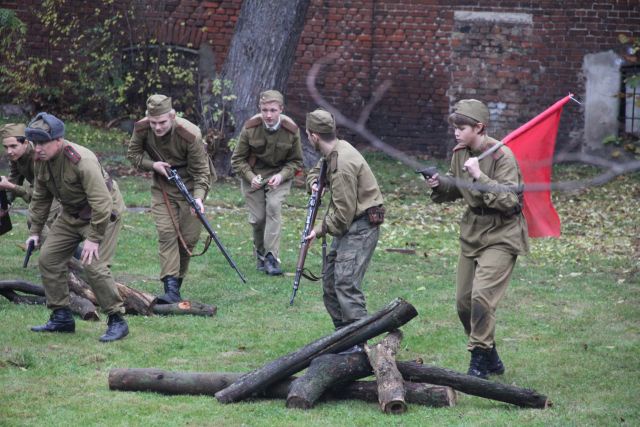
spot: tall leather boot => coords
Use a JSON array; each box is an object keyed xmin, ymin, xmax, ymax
[
  {"xmin": 256, "ymin": 251, "xmax": 265, "ymax": 272},
  {"xmin": 156, "ymin": 276, "xmax": 182, "ymax": 304},
  {"xmin": 467, "ymin": 348, "xmax": 490, "ymax": 379},
  {"xmin": 487, "ymin": 344, "xmax": 505, "ymax": 375},
  {"xmin": 99, "ymin": 313, "xmax": 129, "ymax": 342},
  {"xmin": 31, "ymin": 308, "xmax": 75, "ymax": 333}
]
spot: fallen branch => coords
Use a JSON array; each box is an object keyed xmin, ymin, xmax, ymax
[{"xmin": 365, "ymin": 330, "xmax": 406, "ymax": 414}]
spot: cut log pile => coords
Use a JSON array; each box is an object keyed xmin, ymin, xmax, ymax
[
  {"xmin": 108, "ymin": 298, "xmax": 551, "ymax": 413},
  {"xmin": 0, "ymin": 260, "xmax": 216, "ymax": 318}
]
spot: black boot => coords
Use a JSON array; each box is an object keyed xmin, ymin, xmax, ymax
[
  {"xmin": 99, "ymin": 313, "xmax": 129, "ymax": 342},
  {"xmin": 256, "ymin": 251, "xmax": 265, "ymax": 272},
  {"xmin": 467, "ymin": 348, "xmax": 490, "ymax": 379},
  {"xmin": 31, "ymin": 308, "xmax": 75, "ymax": 333},
  {"xmin": 264, "ymin": 252, "xmax": 282, "ymax": 276},
  {"xmin": 156, "ymin": 276, "xmax": 182, "ymax": 304},
  {"xmin": 487, "ymin": 344, "xmax": 505, "ymax": 376}
]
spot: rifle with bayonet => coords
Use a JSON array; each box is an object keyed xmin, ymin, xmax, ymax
[
  {"xmin": 0, "ymin": 190, "xmax": 12, "ymax": 236},
  {"xmin": 165, "ymin": 167, "xmax": 247, "ymax": 284},
  {"xmin": 23, "ymin": 239, "xmax": 35, "ymax": 268},
  {"xmin": 290, "ymin": 159, "xmax": 328, "ymax": 305}
]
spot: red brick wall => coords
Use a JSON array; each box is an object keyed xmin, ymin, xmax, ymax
[{"xmin": 4, "ymin": 0, "xmax": 638, "ymax": 157}]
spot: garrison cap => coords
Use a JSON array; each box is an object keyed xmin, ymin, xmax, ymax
[
  {"xmin": 0, "ymin": 123, "xmax": 26, "ymax": 140},
  {"xmin": 259, "ymin": 90, "xmax": 284, "ymax": 105},
  {"xmin": 306, "ymin": 109, "xmax": 336, "ymax": 134},
  {"xmin": 25, "ymin": 113, "xmax": 65, "ymax": 143},
  {"xmin": 146, "ymin": 94, "xmax": 173, "ymax": 116},
  {"xmin": 452, "ymin": 99, "xmax": 490, "ymax": 125}
]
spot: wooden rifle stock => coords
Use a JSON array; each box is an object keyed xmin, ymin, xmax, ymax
[{"xmin": 290, "ymin": 160, "xmax": 328, "ymax": 305}]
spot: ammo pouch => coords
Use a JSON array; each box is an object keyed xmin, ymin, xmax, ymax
[{"xmin": 366, "ymin": 205, "xmax": 385, "ymax": 225}]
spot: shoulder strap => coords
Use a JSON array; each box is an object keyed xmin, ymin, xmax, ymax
[
  {"xmin": 244, "ymin": 114, "xmax": 262, "ymax": 129},
  {"xmin": 175, "ymin": 118, "xmax": 201, "ymax": 143},
  {"xmin": 281, "ymin": 115, "xmax": 299, "ymax": 134},
  {"xmin": 63, "ymin": 145, "xmax": 82, "ymax": 164}
]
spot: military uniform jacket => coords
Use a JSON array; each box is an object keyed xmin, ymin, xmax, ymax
[
  {"xmin": 231, "ymin": 114, "xmax": 303, "ymax": 183},
  {"xmin": 7, "ymin": 141, "xmax": 35, "ymax": 203},
  {"xmin": 430, "ymin": 135, "xmax": 529, "ymax": 257},
  {"xmin": 29, "ymin": 141, "xmax": 124, "ymax": 243},
  {"xmin": 307, "ymin": 139, "xmax": 384, "ymax": 237},
  {"xmin": 127, "ymin": 116, "xmax": 212, "ymax": 200}
]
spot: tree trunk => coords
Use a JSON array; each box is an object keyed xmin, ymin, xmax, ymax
[
  {"xmin": 396, "ymin": 361, "xmax": 551, "ymax": 409},
  {"xmin": 365, "ymin": 330, "xmax": 406, "ymax": 414},
  {"xmin": 286, "ymin": 353, "xmax": 371, "ymax": 409},
  {"xmin": 214, "ymin": 0, "xmax": 312, "ymax": 175},
  {"xmin": 215, "ymin": 298, "xmax": 419, "ymax": 404},
  {"xmin": 108, "ymin": 368, "xmax": 456, "ymax": 407}
]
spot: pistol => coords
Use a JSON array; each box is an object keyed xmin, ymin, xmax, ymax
[
  {"xmin": 416, "ymin": 166, "xmax": 438, "ymax": 179},
  {"xmin": 23, "ymin": 240, "xmax": 35, "ymax": 268}
]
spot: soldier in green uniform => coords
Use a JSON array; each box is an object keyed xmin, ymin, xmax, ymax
[
  {"xmin": 231, "ymin": 90, "xmax": 303, "ymax": 275},
  {"xmin": 25, "ymin": 113, "xmax": 129, "ymax": 342},
  {"xmin": 304, "ymin": 109, "xmax": 384, "ymax": 353},
  {"xmin": 128, "ymin": 94, "xmax": 213, "ymax": 303},
  {"xmin": 425, "ymin": 99, "xmax": 529, "ymax": 378},
  {"xmin": 0, "ymin": 123, "xmax": 61, "ymax": 241}
]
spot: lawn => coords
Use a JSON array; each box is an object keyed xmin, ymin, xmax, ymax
[{"xmin": 0, "ymin": 123, "xmax": 638, "ymax": 426}]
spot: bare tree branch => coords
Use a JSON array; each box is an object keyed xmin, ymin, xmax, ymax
[{"xmin": 306, "ymin": 56, "xmax": 640, "ymax": 194}]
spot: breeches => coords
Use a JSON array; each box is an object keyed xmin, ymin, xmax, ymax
[
  {"xmin": 39, "ymin": 213, "xmax": 124, "ymax": 314},
  {"xmin": 151, "ymin": 190, "xmax": 202, "ymax": 279},
  {"xmin": 456, "ymin": 248, "xmax": 516, "ymax": 350},
  {"xmin": 241, "ymin": 179, "xmax": 291, "ymax": 259}
]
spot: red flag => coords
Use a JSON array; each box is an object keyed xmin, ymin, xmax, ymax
[{"xmin": 502, "ymin": 95, "xmax": 571, "ymax": 238}]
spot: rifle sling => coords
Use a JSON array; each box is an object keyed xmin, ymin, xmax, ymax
[{"xmin": 160, "ymin": 187, "xmax": 210, "ymax": 258}]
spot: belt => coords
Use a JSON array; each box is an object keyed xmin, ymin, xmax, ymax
[{"xmin": 469, "ymin": 205, "xmax": 521, "ymax": 217}]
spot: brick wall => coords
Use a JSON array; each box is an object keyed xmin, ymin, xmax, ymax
[{"xmin": 4, "ymin": 0, "xmax": 639, "ymax": 157}]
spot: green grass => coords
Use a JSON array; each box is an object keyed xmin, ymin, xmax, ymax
[{"xmin": 0, "ymin": 122, "xmax": 639, "ymax": 426}]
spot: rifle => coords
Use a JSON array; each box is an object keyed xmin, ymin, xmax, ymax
[
  {"xmin": 165, "ymin": 168, "xmax": 247, "ymax": 284},
  {"xmin": 290, "ymin": 159, "xmax": 328, "ymax": 305},
  {"xmin": 0, "ymin": 190, "xmax": 12, "ymax": 236},
  {"xmin": 23, "ymin": 239, "xmax": 35, "ymax": 268}
]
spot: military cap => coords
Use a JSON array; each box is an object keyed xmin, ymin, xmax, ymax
[
  {"xmin": 306, "ymin": 109, "xmax": 336, "ymax": 134},
  {"xmin": 452, "ymin": 99, "xmax": 490, "ymax": 125},
  {"xmin": 259, "ymin": 90, "xmax": 284, "ymax": 105},
  {"xmin": 146, "ymin": 94, "xmax": 173, "ymax": 116},
  {"xmin": 25, "ymin": 112, "xmax": 65, "ymax": 143},
  {"xmin": 0, "ymin": 123, "xmax": 26, "ymax": 140}
]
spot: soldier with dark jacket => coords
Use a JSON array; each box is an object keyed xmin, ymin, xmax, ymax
[
  {"xmin": 425, "ymin": 99, "xmax": 529, "ymax": 378},
  {"xmin": 26, "ymin": 113, "xmax": 128, "ymax": 342},
  {"xmin": 304, "ymin": 109, "xmax": 384, "ymax": 353},
  {"xmin": 0, "ymin": 123, "xmax": 60, "ymax": 240},
  {"xmin": 231, "ymin": 90, "xmax": 303, "ymax": 275},
  {"xmin": 127, "ymin": 94, "xmax": 214, "ymax": 303}
]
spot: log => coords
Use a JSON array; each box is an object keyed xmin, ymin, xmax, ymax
[
  {"xmin": 0, "ymin": 279, "xmax": 45, "ymax": 296},
  {"xmin": 365, "ymin": 330, "xmax": 406, "ymax": 414},
  {"xmin": 0, "ymin": 290, "xmax": 45, "ymax": 305},
  {"xmin": 286, "ymin": 353, "xmax": 372, "ymax": 409},
  {"xmin": 69, "ymin": 294, "xmax": 99, "ymax": 321},
  {"xmin": 151, "ymin": 301, "xmax": 217, "ymax": 317},
  {"xmin": 332, "ymin": 381, "xmax": 456, "ymax": 408},
  {"xmin": 108, "ymin": 368, "xmax": 456, "ymax": 407},
  {"xmin": 215, "ymin": 298, "xmax": 419, "ymax": 404},
  {"xmin": 396, "ymin": 361, "xmax": 551, "ymax": 408}
]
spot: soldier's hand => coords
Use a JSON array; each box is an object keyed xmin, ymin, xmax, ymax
[
  {"xmin": 426, "ymin": 173, "xmax": 440, "ymax": 188},
  {"xmin": 26, "ymin": 235, "xmax": 40, "ymax": 249},
  {"xmin": 251, "ymin": 175, "xmax": 263, "ymax": 189},
  {"xmin": 191, "ymin": 198, "xmax": 205, "ymax": 216},
  {"xmin": 81, "ymin": 240, "xmax": 100, "ymax": 265},
  {"xmin": 463, "ymin": 157, "xmax": 481, "ymax": 179},
  {"xmin": 304, "ymin": 229, "xmax": 317, "ymax": 245},
  {"xmin": 0, "ymin": 175, "xmax": 15, "ymax": 190},
  {"xmin": 267, "ymin": 173, "xmax": 283, "ymax": 188},
  {"xmin": 153, "ymin": 161, "xmax": 172, "ymax": 178}
]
